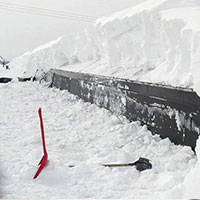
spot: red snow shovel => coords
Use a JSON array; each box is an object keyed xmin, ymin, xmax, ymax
[{"xmin": 33, "ymin": 108, "xmax": 48, "ymax": 179}]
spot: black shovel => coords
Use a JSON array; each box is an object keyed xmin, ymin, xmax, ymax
[
  {"xmin": 69, "ymin": 157, "xmax": 152, "ymax": 172},
  {"xmin": 102, "ymin": 157, "xmax": 152, "ymax": 171}
]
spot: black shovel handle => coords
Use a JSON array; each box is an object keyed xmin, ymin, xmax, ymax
[{"xmin": 102, "ymin": 163, "xmax": 136, "ymax": 167}]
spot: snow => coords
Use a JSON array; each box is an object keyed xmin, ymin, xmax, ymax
[
  {"xmin": 8, "ymin": 0, "xmax": 200, "ymax": 96},
  {"xmin": 1, "ymin": 0, "xmax": 200, "ymax": 198},
  {"xmin": 96, "ymin": 0, "xmax": 164, "ymax": 24},
  {"xmin": 0, "ymin": 81, "xmax": 197, "ymax": 198},
  {"xmin": 0, "ymin": 0, "xmax": 148, "ymax": 60},
  {"xmin": 183, "ymin": 138, "xmax": 200, "ymax": 198},
  {"xmin": 161, "ymin": 7, "xmax": 200, "ymax": 31}
]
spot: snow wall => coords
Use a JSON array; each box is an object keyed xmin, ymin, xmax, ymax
[
  {"xmin": 48, "ymin": 69, "xmax": 200, "ymax": 150},
  {"xmin": 9, "ymin": 0, "xmax": 200, "ymax": 97}
]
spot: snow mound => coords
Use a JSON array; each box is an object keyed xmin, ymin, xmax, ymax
[
  {"xmin": 7, "ymin": 37, "xmax": 68, "ymax": 78},
  {"xmin": 9, "ymin": 0, "xmax": 200, "ymax": 96}
]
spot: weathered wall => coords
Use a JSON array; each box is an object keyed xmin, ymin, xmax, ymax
[{"xmin": 49, "ymin": 69, "xmax": 200, "ymax": 150}]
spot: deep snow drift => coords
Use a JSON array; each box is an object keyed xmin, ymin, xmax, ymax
[
  {"xmin": 8, "ymin": 0, "xmax": 200, "ymax": 96},
  {"xmin": 0, "ymin": 81, "xmax": 198, "ymax": 199}
]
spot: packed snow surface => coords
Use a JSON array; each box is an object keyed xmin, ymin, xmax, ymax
[
  {"xmin": 0, "ymin": 81, "xmax": 199, "ymax": 199},
  {"xmin": 8, "ymin": 0, "xmax": 200, "ymax": 96}
]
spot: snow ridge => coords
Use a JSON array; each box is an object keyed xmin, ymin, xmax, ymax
[{"xmin": 9, "ymin": 0, "xmax": 200, "ymax": 96}]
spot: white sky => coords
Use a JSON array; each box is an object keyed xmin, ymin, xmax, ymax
[{"xmin": 0, "ymin": 0, "xmax": 148, "ymax": 61}]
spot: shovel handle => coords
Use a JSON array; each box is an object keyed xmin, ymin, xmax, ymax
[
  {"xmin": 102, "ymin": 163, "xmax": 136, "ymax": 167},
  {"xmin": 38, "ymin": 108, "xmax": 47, "ymax": 155}
]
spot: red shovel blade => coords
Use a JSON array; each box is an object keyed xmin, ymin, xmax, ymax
[{"xmin": 33, "ymin": 154, "xmax": 48, "ymax": 179}]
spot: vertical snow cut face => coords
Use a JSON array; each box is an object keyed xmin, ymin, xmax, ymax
[{"xmin": 9, "ymin": 0, "xmax": 200, "ymax": 96}]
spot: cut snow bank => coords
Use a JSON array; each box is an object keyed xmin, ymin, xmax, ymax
[{"xmin": 8, "ymin": 0, "xmax": 200, "ymax": 96}]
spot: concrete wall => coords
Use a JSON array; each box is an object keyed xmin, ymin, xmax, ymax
[{"xmin": 49, "ymin": 69, "xmax": 200, "ymax": 150}]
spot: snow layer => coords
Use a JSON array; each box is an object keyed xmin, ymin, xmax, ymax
[
  {"xmin": 8, "ymin": 0, "xmax": 200, "ymax": 96},
  {"xmin": 0, "ymin": 81, "xmax": 197, "ymax": 199}
]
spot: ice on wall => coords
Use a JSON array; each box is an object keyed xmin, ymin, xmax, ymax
[{"xmin": 9, "ymin": 0, "xmax": 200, "ymax": 96}]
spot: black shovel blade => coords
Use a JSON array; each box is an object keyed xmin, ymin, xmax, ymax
[{"xmin": 134, "ymin": 157, "xmax": 152, "ymax": 171}]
